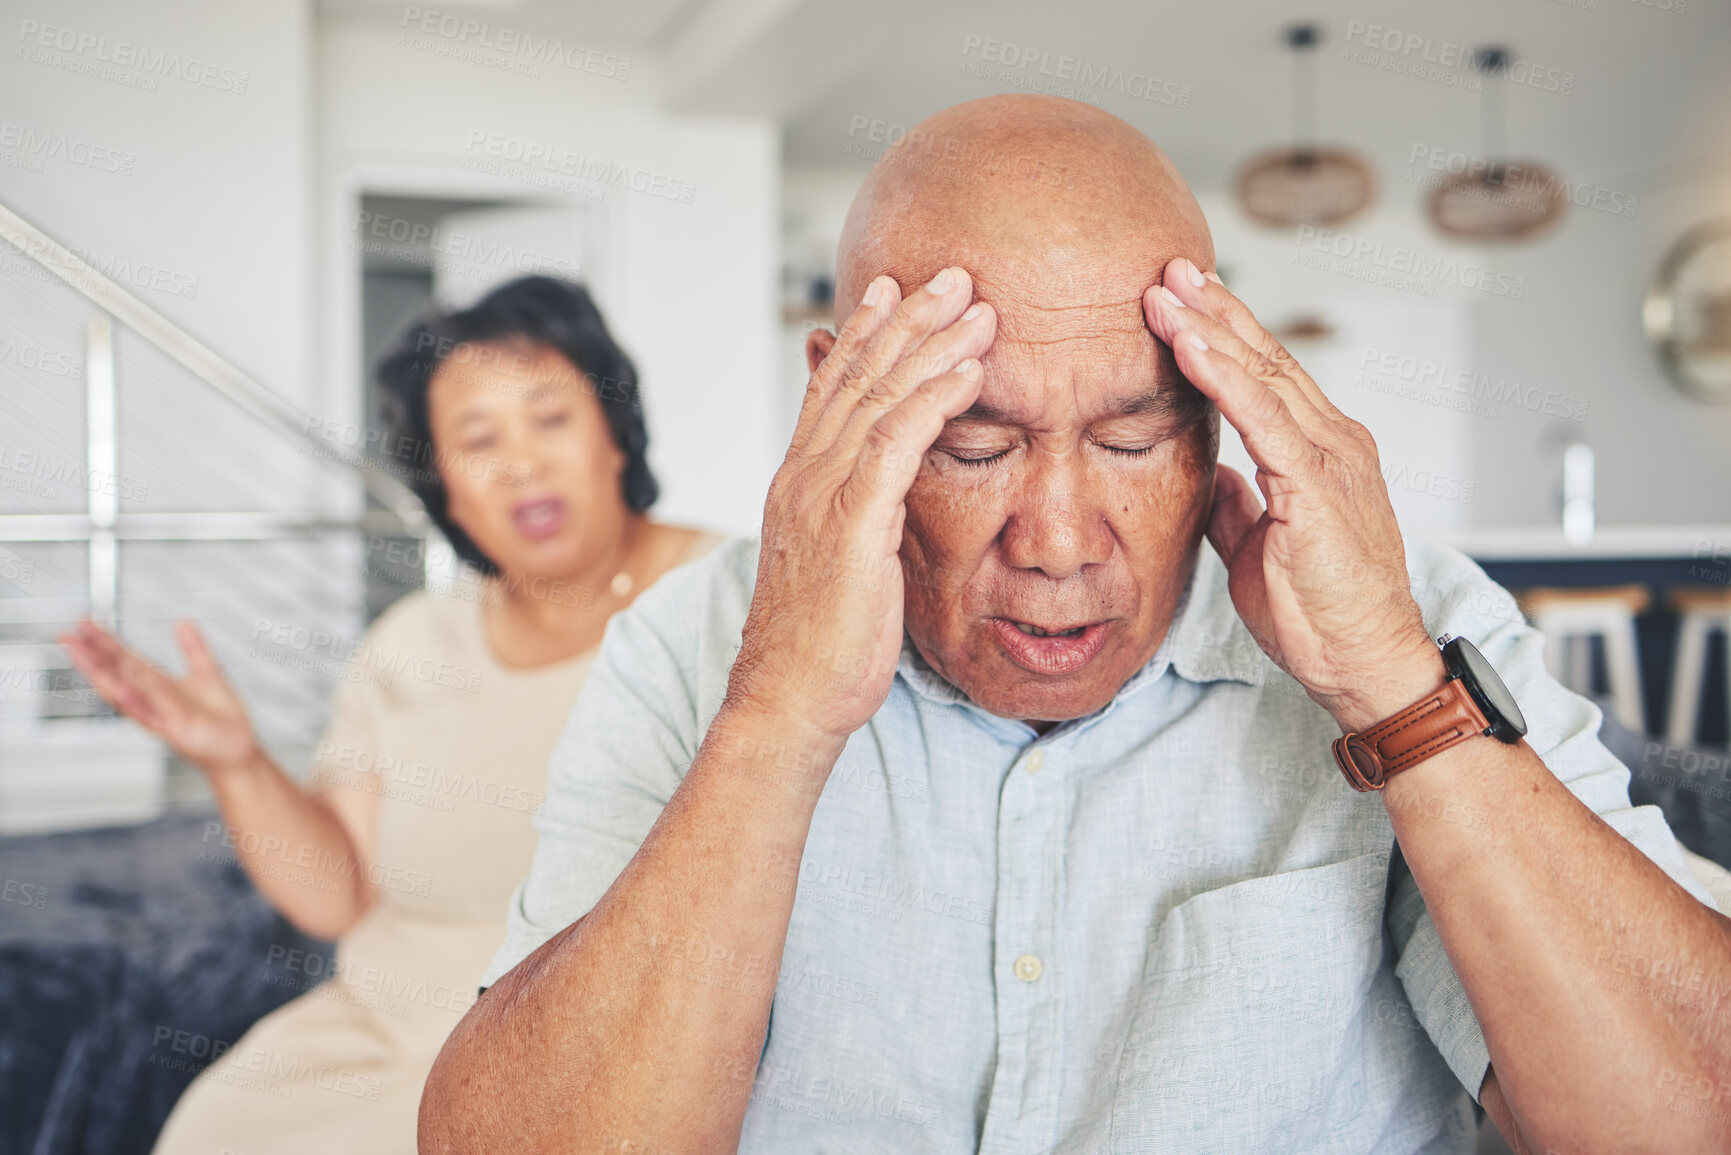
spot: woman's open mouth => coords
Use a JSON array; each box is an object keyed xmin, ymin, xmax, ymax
[
  {"xmin": 990, "ymin": 617, "xmax": 1111, "ymax": 676},
  {"xmin": 511, "ymin": 496, "xmax": 567, "ymax": 540}
]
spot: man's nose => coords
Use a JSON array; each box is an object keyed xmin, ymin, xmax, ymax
[{"xmin": 998, "ymin": 455, "xmax": 1114, "ymax": 582}]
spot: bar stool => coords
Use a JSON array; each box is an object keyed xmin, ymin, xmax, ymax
[
  {"xmin": 1515, "ymin": 584, "xmax": 1650, "ymax": 733},
  {"xmin": 1665, "ymin": 586, "xmax": 1731, "ymax": 747}
]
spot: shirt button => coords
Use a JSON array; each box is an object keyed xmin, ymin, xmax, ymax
[
  {"xmin": 1024, "ymin": 750, "xmax": 1044, "ymax": 775},
  {"xmin": 1014, "ymin": 954, "xmax": 1044, "ymax": 983}
]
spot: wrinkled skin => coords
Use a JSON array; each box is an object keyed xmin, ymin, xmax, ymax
[{"xmin": 810, "ymin": 95, "xmax": 1223, "ymax": 724}]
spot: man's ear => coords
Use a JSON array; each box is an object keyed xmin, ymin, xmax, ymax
[{"xmin": 805, "ymin": 328, "xmax": 837, "ymax": 374}]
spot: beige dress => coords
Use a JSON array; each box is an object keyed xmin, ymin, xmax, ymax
[{"xmin": 153, "ymin": 531, "xmax": 721, "ymax": 1154}]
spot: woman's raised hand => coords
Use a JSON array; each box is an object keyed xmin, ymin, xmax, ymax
[{"xmin": 61, "ymin": 619, "xmax": 261, "ymax": 778}]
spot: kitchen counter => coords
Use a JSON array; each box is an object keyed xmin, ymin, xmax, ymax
[
  {"xmin": 1422, "ymin": 525, "xmax": 1731, "ymax": 742},
  {"xmin": 1434, "ymin": 524, "xmax": 1731, "ymax": 563}
]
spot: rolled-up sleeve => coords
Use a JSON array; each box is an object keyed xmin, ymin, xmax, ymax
[
  {"xmin": 1389, "ymin": 544, "xmax": 1715, "ymax": 1103},
  {"xmin": 477, "ymin": 562, "xmax": 713, "ymax": 990}
]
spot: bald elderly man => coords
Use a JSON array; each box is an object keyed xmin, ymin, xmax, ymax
[{"xmin": 421, "ymin": 97, "xmax": 1731, "ymax": 1153}]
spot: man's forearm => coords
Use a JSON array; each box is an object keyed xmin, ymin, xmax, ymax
[
  {"xmin": 1374, "ymin": 686, "xmax": 1731, "ymax": 1152},
  {"xmin": 419, "ymin": 705, "xmax": 844, "ymax": 1154}
]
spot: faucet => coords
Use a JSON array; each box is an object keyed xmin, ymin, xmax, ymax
[
  {"xmin": 1539, "ymin": 419, "xmax": 1594, "ymax": 542},
  {"xmin": 1561, "ymin": 442, "xmax": 1594, "ymax": 543}
]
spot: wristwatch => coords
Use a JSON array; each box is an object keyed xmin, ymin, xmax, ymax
[{"xmin": 1332, "ymin": 633, "xmax": 1529, "ymax": 791}]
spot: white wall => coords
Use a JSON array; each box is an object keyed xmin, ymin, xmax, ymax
[
  {"xmin": 1464, "ymin": 60, "xmax": 1731, "ymax": 529},
  {"xmin": 0, "ymin": 2, "xmax": 782, "ymax": 783},
  {"xmin": 0, "ymin": 0, "xmax": 352, "ymax": 775},
  {"xmin": 0, "ymin": 0, "xmax": 318, "ymax": 508},
  {"xmin": 319, "ymin": 16, "xmax": 781, "ymax": 538}
]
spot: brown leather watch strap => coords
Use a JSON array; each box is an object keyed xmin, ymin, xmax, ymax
[{"xmin": 1332, "ymin": 677, "xmax": 1492, "ymax": 791}]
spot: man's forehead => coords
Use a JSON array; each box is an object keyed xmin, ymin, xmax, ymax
[
  {"xmin": 876, "ymin": 234, "xmax": 1165, "ymax": 308},
  {"xmin": 981, "ymin": 286, "xmax": 1151, "ymax": 347},
  {"xmin": 956, "ymin": 319, "xmax": 1198, "ymax": 428},
  {"xmin": 837, "ymin": 95, "xmax": 1214, "ymax": 335}
]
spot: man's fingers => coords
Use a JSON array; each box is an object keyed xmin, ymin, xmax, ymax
[
  {"xmin": 828, "ymin": 301, "xmax": 996, "ymax": 461},
  {"xmin": 1145, "ymin": 290, "xmax": 1318, "ymax": 479},
  {"xmin": 1162, "ymin": 257, "xmax": 1345, "ymax": 420},
  {"xmin": 788, "ymin": 276, "xmax": 902, "ymax": 455},
  {"xmin": 1204, "ymin": 463, "xmax": 1264, "ymax": 563},
  {"xmin": 842, "ymin": 359, "xmax": 984, "ymax": 518},
  {"xmin": 799, "ymin": 268, "xmax": 979, "ymax": 457},
  {"xmin": 1145, "ymin": 280, "xmax": 1329, "ymax": 435}
]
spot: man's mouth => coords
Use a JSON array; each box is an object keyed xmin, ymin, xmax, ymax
[
  {"xmin": 1010, "ymin": 622, "xmax": 1086, "ymax": 638},
  {"xmin": 991, "ymin": 617, "xmax": 1112, "ymax": 676}
]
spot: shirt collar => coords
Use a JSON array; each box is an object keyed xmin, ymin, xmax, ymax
[{"xmin": 895, "ymin": 543, "xmax": 1269, "ymax": 715}]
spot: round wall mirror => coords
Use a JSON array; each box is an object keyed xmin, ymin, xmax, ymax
[{"xmin": 1643, "ymin": 219, "xmax": 1731, "ymax": 402}]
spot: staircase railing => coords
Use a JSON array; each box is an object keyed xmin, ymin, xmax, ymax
[{"xmin": 0, "ymin": 200, "xmax": 431, "ymax": 624}]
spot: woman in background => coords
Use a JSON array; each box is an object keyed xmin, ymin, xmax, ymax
[{"xmin": 62, "ymin": 277, "xmax": 720, "ymax": 1153}]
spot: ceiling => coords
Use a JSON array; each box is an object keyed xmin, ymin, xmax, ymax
[
  {"xmin": 319, "ymin": 0, "xmax": 704, "ymax": 49},
  {"xmin": 317, "ymin": 0, "xmax": 1731, "ymax": 201},
  {"xmin": 663, "ymin": 0, "xmax": 1730, "ymax": 197}
]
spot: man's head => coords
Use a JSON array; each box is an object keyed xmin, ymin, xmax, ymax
[{"xmin": 806, "ymin": 95, "xmax": 1221, "ymax": 725}]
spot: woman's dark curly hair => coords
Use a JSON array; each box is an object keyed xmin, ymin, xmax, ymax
[{"xmin": 374, "ymin": 276, "xmax": 659, "ymax": 575}]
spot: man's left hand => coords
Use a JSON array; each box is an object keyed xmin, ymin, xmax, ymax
[{"xmin": 1143, "ymin": 256, "xmax": 1444, "ymax": 732}]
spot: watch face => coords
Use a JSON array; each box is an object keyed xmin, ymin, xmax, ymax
[{"xmin": 1445, "ymin": 637, "xmax": 1528, "ymax": 740}]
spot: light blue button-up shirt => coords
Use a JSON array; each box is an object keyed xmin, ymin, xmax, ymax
[{"xmin": 481, "ymin": 535, "xmax": 1713, "ymax": 1153}]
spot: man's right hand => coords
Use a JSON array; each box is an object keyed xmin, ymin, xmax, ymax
[{"xmin": 726, "ymin": 267, "xmax": 996, "ymax": 744}]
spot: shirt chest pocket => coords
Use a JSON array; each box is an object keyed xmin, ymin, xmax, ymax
[{"xmin": 1106, "ymin": 850, "xmax": 1398, "ymax": 1154}]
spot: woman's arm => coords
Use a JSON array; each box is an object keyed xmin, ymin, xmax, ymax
[
  {"xmin": 202, "ymin": 744, "xmax": 381, "ymax": 939},
  {"xmin": 62, "ymin": 619, "xmax": 381, "ymax": 939}
]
